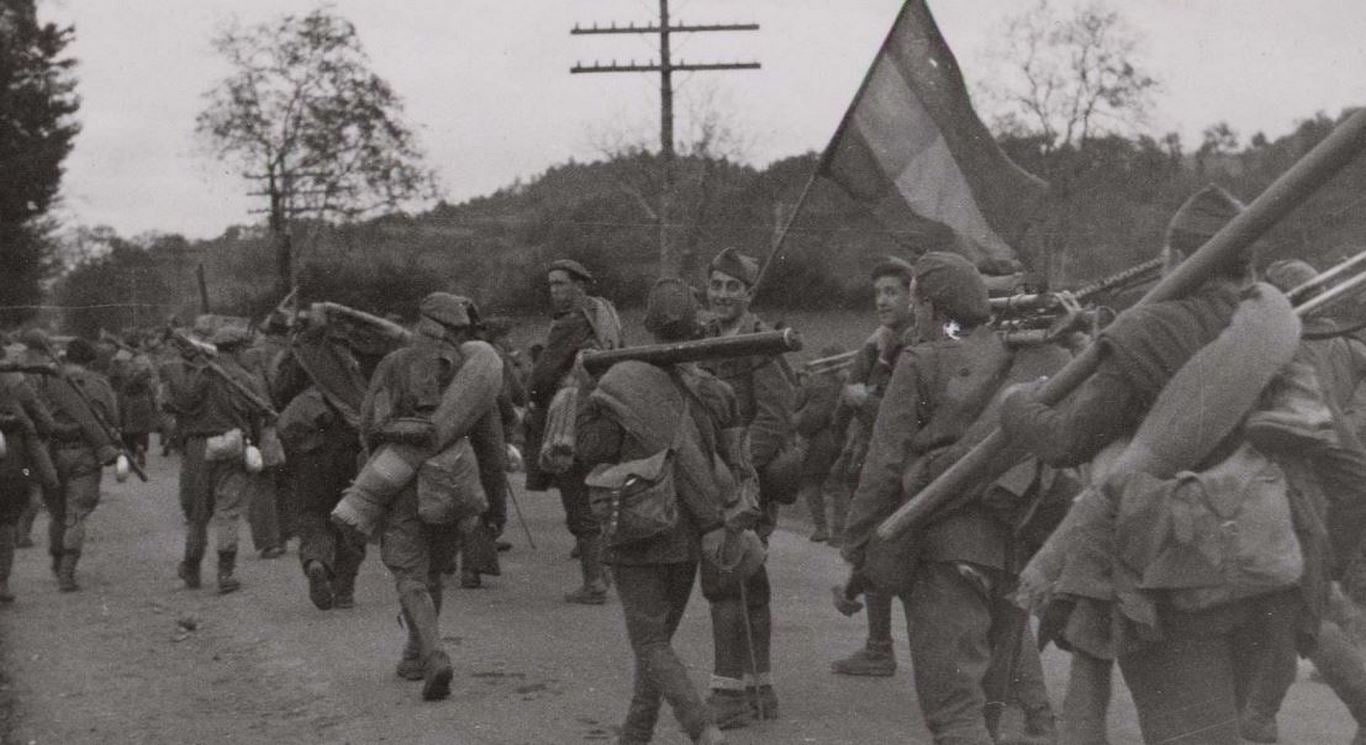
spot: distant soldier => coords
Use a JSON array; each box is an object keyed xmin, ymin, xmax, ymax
[
  {"xmin": 0, "ymin": 345, "xmax": 57, "ymax": 602},
  {"xmin": 165, "ymin": 323, "xmax": 269, "ymax": 594},
  {"xmin": 32, "ymin": 337, "xmax": 121, "ymax": 592},
  {"xmin": 696, "ymin": 248, "xmax": 795, "ymax": 729},
  {"xmin": 828, "ymin": 257, "xmax": 916, "ymax": 678},
  {"xmin": 116, "ymin": 340, "xmax": 158, "ymax": 471},
  {"xmin": 270, "ymin": 313, "xmax": 373, "ymax": 610},
  {"xmin": 525, "ymin": 259, "xmax": 623, "ymax": 604},
  {"xmin": 359, "ymin": 292, "xmax": 507, "ymax": 701}
]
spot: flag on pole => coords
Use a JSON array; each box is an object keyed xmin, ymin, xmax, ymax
[{"xmin": 817, "ymin": 0, "xmax": 1047, "ymax": 269}]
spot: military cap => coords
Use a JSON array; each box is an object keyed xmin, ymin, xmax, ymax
[
  {"xmin": 644, "ymin": 277, "xmax": 701, "ymax": 341},
  {"xmin": 913, "ymin": 252, "xmax": 991, "ymax": 326},
  {"xmin": 1167, "ymin": 185, "xmax": 1244, "ymax": 254},
  {"xmin": 65, "ymin": 337, "xmax": 99, "ymax": 365},
  {"xmin": 1263, "ymin": 259, "xmax": 1319, "ymax": 293},
  {"xmin": 419, "ymin": 292, "xmax": 475, "ymax": 328},
  {"xmin": 210, "ymin": 326, "xmax": 253, "ymax": 348},
  {"xmin": 546, "ymin": 259, "xmax": 594, "ymax": 283},
  {"xmin": 708, "ymin": 248, "xmax": 760, "ymax": 287},
  {"xmin": 869, "ymin": 256, "xmax": 915, "ymax": 285},
  {"xmin": 19, "ymin": 327, "xmax": 49, "ymax": 351}
]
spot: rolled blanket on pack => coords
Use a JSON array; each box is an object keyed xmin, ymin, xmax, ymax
[
  {"xmin": 537, "ymin": 385, "xmax": 579, "ymax": 475},
  {"xmin": 331, "ymin": 341, "xmax": 503, "ymax": 536}
]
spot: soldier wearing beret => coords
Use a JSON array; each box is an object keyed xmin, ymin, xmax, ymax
[
  {"xmin": 696, "ymin": 247, "xmax": 795, "ymax": 729},
  {"xmin": 525, "ymin": 259, "xmax": 623, "ymax": 604},
  {"xmin": 358, "ymin": 292, "xmax": 508, "ymax": 701},
  {"xmin": 31, "ymin": 336, "xmax": 120, "ymax": 592},
  {"xmin": 842, "ymin": 252, "xmax": 1055, "ymax": 745}
]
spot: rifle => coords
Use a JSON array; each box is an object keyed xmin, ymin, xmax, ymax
[
  {"xmin": 168, "ymin": 331, "xmax": 279, "ymax": 421},
  {"xmin": 989, "ymin": 257, "xmax": 1163, "ymax": 318},
  {"xmin": 877, "ymin": 107, "xmax": 1366, "ymax": 544},
  {"xmin": 0, "ymin": 362, "xmax": 59, "ymax": 376},
  {"xmin": 32, "ymin": 338, "xmax": 148, "ymax": 482}
]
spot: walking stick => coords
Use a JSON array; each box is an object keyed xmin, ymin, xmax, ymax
[
  {"xmin": 505, "ymin": 481, "xmax": 536, "ymax": 550},
  {"xmin": 737, "ymin": 579, "xmax": 768, "ymax": 722}
]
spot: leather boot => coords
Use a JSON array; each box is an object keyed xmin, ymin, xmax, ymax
[
  {"xmin": 179, "ymin": 544, "xmax": 203, "ymax": 589},
  {"xmin": 0, "ymin": 524, "xmax": 15, "ymax": 602},
  {"xmin": 217, "ymin": 550, "xmax": 241, "ymax": 594},
  {"xmin": 399, "ymin": 589, "xmax": 452, "ymax": 700},
  {"xmin": 564, "ymin": 535, "xmax": 608, "ymax": 604},
  {"xmin": 57, "ymin": 551, "xmax": 79, "ymax": 592},
  {"xmin": 305, "ymin": 560, "xmax": 334, "ymax": 610},
  {"xmin": 333, "ymin": 570, "xmax": 356, "ymax": 609}
]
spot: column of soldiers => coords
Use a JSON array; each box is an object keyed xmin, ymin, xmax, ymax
[{"xmin": 5, "ymin": 189, "xmax": 1366, "ymax": 744}]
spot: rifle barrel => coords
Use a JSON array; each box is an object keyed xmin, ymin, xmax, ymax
[{"xmin": 877, "ymin": 106, "xmax": 1366, "ymax": 544}]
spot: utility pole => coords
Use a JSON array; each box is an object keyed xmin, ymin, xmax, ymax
[
  {"xmin": 246, "ymin": 169, "xmax": 330, "ymax": 299},
  {"xmin": 572, "ymin": 2, "xmax": 759, "ymax": 277}
]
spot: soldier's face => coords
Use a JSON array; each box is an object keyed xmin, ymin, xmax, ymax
[
  {"xmin": 707, "ymin": 270, "xmax": 752, "ymax": 323},
  {"xmin": 548, "ymin": 270, "xmax": 584, "ymax": 313},
  {"xmin": 873, "ymin": 276, "xmax": 913, "ymax": 330}
]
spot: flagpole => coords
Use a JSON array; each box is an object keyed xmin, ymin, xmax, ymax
[{"xmin": 753, "ymin": 171, "xmax": 818, "ymax": 296}]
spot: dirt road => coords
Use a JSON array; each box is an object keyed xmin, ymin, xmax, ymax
[{"xmin": 0, "ymin": 453, "xmax": 1356, "ymax": 744}]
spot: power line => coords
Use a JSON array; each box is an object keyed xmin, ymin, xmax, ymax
[{"xmin": 571, "ymin": 0, "xmax": 759, "ymax": 276}]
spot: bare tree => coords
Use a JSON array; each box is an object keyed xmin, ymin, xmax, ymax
[
  {"xmin": 981, "ymin": 0, "xmax": 1157, "ymax": 153},
  {"xmin": 196, "ymin": 8, "xmax": 438, "ymax": 296}
]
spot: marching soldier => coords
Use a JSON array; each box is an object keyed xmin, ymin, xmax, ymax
[
  {"xmin": 31, "ymin": 337, "xmax": 120, "ymax": 593},
  {"xmin": 359, "ymin": 292, "xmax": 507, "ymax": 701},
  {"xmin": 525, "ymin": 259, "xmax": 623, "ymax": 604},
  {"xmin": 166, "ymin": 323, "xmax": 269, "ymax": 594},
  {"xmin": 0, "ymin": 345, "xmax": 57, "ymax": 601},
  {"xmin": 696, "ymin": 248, "xmax": 795, "ymax": 729}
]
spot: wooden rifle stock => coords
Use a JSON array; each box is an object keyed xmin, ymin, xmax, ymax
[
  {"xmin": 170, "ymin": 331, "xmax": 280, "ymax": 420},
  {"xmin": 877, "ymin": 107, "xmax": 1366, "ymax": 543},
  {"xmin": 581, "ymin": 329, "xmax": 803, "ymax": 375}
]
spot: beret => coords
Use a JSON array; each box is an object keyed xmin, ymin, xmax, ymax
[
  {"xmin": 546, "ymin": 259, "xmax": 594, "ymax": 283},
  {"xmin": 913, "ymin": 252, "xmax": 991, "ymax": 326}
]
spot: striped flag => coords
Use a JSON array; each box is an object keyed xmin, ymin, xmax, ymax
[{"xmin": 818, "ymin": 0, "xmax": 1047, "ymax": 269}]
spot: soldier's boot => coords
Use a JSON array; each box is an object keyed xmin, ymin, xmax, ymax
[
  {"xmin": 56, "ymin": 551, "xmax": 80, "ymax": 592},
  {"xmin": 179, "ymin": 544, "xmax": 203, "ymax": 589},
  {"xmin": 333, "ymin": 570, "xmax": 357, "ymax": 609},
  {"xmin": 304, "ymin": 560, "xmax": 335, "ymax": 610},
  {"xmin": 704, "ymin": 688, "xmax": 753, "ymax": 731},
  {"xmin": 831, "ymin": 592, "xmax": 896, "ymax": 676},
  {"xmin": 1312, "ymin": 621, "xmax": 1366, "ymax": 733},
  {"xmin": 692, "ymin": 725, "xmax": 728, "ymax": 745},
  {"xmin": 0, "ymin": 524, "xmax": 16, "ymax": 603},
  {"xmin": 216, "ymin": 550, "xmax": 241, "ymax": 595},
  {"xmin": 1059, "ymin": 652, "xmax": 1113, "ymax": 745},
  {"xmin": 399, "ymin": 589, "xmax": 452, "ymax": 701},
  {"xmin": 564, "ymin": 535, "xmax": 608, "ymax": 605}
]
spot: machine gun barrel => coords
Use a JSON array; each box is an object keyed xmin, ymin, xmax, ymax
[
  {"xmin": 582, "ymin": 329, "xmax": 803, "ymax": 375},
  {"xmin": 0, "ymin": 362, "xmax": 58, "ymax": 376},
  {"xmin": 990, "ymin": 257, "xmax": 1163, "ymax": 315},
  {"xmin": 804, "ymin": 349, "xmax": 858, "ymax": 374}
]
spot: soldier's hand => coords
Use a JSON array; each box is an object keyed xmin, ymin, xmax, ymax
[
  {"xmin": 701, "ymin": 526, "xmax": 729, "ymax": 568},
  {"xmin": 841, "ymin": 383, "xmax": 871, "ymax": 409}
]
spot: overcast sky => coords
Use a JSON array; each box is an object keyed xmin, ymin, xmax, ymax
[{"xmin": 43, "ymin": 0, "xmax": 1366, "ymax": 240}]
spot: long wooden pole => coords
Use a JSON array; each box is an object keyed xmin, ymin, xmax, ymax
[{"xmin": 877, "ymin": 107, "xmax": 1366, "ymax": 542}]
